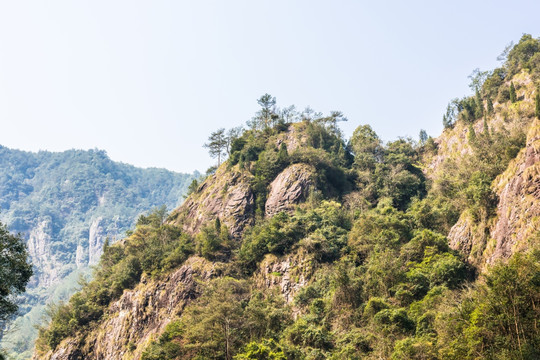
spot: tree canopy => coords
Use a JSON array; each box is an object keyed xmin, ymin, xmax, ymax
[{"xmin": 0, "ymin": 221, "xmax": 32, "ymax": 323}]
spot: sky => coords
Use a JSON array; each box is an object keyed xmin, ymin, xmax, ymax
[{"xmin": 0, "ymin": 1, "xmax": 538, "ymax": 174}]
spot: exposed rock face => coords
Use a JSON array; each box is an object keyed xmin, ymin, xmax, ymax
[
  {"xmin": 426, "ymin": 71, "xmax": 536, "ymax": 179},
  {"xmin": 38, "ymin": 257, "xmax": 214, "ymax": 360},
  {"xmin": 27, "ymin": 220, "xmax": 59, "ymax": 287},
  {"xmin": 448, "ymin": 215, "xmax": 487, "ymax": 267},
  {"xmin": 253, "ymin": 249, "xmax": 316, "ymax": 304},
  {"xmin": 275, "ymin": 124, "xmax": 308, "ymax": 153},
  {"xmin": 449, "ymin": 119, "xmax": 540, "ymax": 267},
  {"xmin": 265, "ymin": 163, "xmax": 316, "ymax": 217},
  {"xmin": 88, "ymin": 217, "xmax": 106, "ymax": 265},
  {"xmin": 170, "ymin": 166, "xmax": 255, "ymax": 238},
  {"xmin": 488, "ymin": 118, "xmax": 540, "ymax": 264},
  {"xmin": 448, "ymin": 216, "xmax": 474, "ymax": 258}
]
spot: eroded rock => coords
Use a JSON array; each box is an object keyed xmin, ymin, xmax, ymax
[
  {"xmin": 170, "ymin": 166, "xmax": 255, "ymax": 238},
  {"xmin": 488, "ymin": 118, "xmax": 540, "ymax": 264},
  {"xmin": 265, "ymin": 163, "xmax": 316, "ymax": 217},
  {"xmin": 39, "ymin": 257, "xmax": 214, "ymax": 360},
  {"xmin": 448, "ymin": 119, "xmax": 540, "ymax": 267}
]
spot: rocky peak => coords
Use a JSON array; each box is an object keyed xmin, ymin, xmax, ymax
[
  {"xmin": 169, "ymin": 165, "xmax": 255, "ymax": 238},
  {"xmin": 275, "ymin": 123, "xmax": 309, "ymax": 153}
]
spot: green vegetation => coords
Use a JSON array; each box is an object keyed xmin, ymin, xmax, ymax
[
  {"xmin": 0, "ymin": 221, "xmax": 33, "ymax": 359},
  {"xmin": 36, "ymin": 207, "xmax": 194, "ymax": 351},
  {"xmin": 204, "ymin": 128, "xmax": 228, "ymax": 166},
  {"xmin": 0, "ymin": 222, "xmax": 32, "ymax": 322},
  {"xmin": 35, "ymin": 35, "xmax": 540, "ymax": 360},
  {"xmin": 0, "ymin": 147, "xmax": 196, "ymax": 359},
  {"xmin": 436, "ymin": 249, "xmax": 540, "ymax": 359}
]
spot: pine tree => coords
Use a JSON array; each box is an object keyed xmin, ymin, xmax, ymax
[
  {"xmin": 509, "ymin": 82, "xmax": 517, "ymax": 103},
  {"xmin": 253, "ymin": 93, "xmax": 277, "ymax": 129},
  {"xmin": 442, "ymin": 100, "xmax": 458, "ymax": 129},
  {"xmin": 442, "ymin": 114, "xmax": 451, "ymax": 129},
  {"xmin": 419, "ymin": 129, "xmax": 428, "ymax": 145},
  {"xmin": 467, "ymin": 123, "xmax": 476, "ymax": 144},
  {"xmin": 277, "ymin": 142, "xmax": 289, "ymax": 165},
  {"xmin": 475, "ymin": 89, "xmax": 484, "ymax": 117},
  {"xmin": 204, "ymin": 128, "xmax": 227, "ymax": 166},
  {"xmin": 487, "ymin": 96, "xmax": 494, "ymax": 115},
  {"xmin": 483, "ymin": 116, "xmax": 490, "ymax": 140},
  {"xmin": 103, "ymin": 237, "xmax": 110, "ymax": 253}
]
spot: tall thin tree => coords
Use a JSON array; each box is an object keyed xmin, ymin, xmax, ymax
[
  {"xmin": 510, "ymin": 82, "xmax": 517, "ymax": 103},
  {"xmin": 204, "ymin": 128, "xmax": 227, "ymax": 166}
]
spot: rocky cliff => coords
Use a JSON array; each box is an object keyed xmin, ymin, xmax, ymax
[
  {"xmin": 169, "ymin": 166, "xmax": 255, "ymax": 238},
  {"xmin": 430, "ymin": 71, "xmax": 540, "ymax": 268},
  {"xmin": 36, "ymin": 257, "xmax": 215, "ymax": 360},
  {"xmin": 448, "ymin": 118, "xmax": 540, "ymax": 267},
  {"xmin": 0, "ymin": 147, "xmax": 195, "ymax": 360},
  {"xmin": 37, "ymin": 153, "xmax": 319, "ymax": 359},
  {"xmin": 265, "ymin": 163, "xmax": 315, "ymax": 217},
  {"xmin": 30, "ymin": 36, "xmax": 540, "ymax": 360}
]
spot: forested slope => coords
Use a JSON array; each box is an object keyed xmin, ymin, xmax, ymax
[
  {"xmin": 0, "ymin": 148, "xmax": 195, "ymax": 359},
  {"xmin": 35, "ymin": 35, "xmax": 540, "ymax": 360}
]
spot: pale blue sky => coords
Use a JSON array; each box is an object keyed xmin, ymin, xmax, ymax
[{"xmin": 0, "ymin": 1, "xmax": 538, "ymax": 173}]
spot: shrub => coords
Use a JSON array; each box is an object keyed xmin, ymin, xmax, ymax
[{"xmin": 234, "ymin": 339, "xmax": 286, "ymax": 360}]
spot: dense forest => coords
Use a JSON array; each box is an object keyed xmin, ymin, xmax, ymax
[
  {"xmin": 34, "ymin": 34, "xmax": 540, "ymax": 360},
  {"xmin": 0, "ymin": 148, "xmax": 196, "ymax": 359}
]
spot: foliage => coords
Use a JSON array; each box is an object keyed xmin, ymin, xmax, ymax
[
  {"xmin": 0, "ymin": 146, "xmax": 195, "ymax": 358},
  {"xmin": 204, "ymin": 128, "xmax": 228, "ymax": 166},
  {"xmin": 35, "ymin": 36, "xmax": 540, "ymax": 360},
  {"xmin": 37, "ymin": 207, "xmax": 193, "ymax": 351},
  {"xmin": 436, "ymin": 249, "xmax": 540, "ymax": 359},
  {"xmin": 0, "ymin": 221, "xmax": 32, "ymax": 321},
  {"xmin": 349, "ymin": 127, "xmax": 425, "ymax": 210},
  {"xmin": 195, "ymin": 218, "xmax": 230, "ymax": 260},
  {"xmin": 510, "ymin": 82, "xmax": 517, "ymax": 103},
  {"xmin": 239, "ymin": 201, "xmax": 350, "ymax": 272},
  {"xmin": 505, "ymin": 34, "xmax": 540, "ymax": 77},
  {"xmin": 143, "ymin": 279, "xmax": 291, "ymax": 360},
  {"xmin": 234, "ymin": 339, "xmax": 286, "ymax": 360},
  {"xmin": 536, "ymin": 89, "xmax": 540, "ymax": 119}
]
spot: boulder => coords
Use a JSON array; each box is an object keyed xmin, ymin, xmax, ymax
[{"xmin": 265, "ymin": 163, "xmax": 316, "ymax": 217}]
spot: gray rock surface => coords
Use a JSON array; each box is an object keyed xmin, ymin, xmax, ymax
[{"xmin": 265, "ymin": 163, "xmax": 315, "ymax": 217}]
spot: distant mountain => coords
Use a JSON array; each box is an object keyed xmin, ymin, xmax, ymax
[{"xmin": 0, "ymin": 147, "xmax": 196, "ymax": 359}]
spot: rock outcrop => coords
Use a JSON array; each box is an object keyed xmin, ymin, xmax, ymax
[
  {"xmin": 38, "ymin": 257, "xmax": 214, "ymax": 360},
  {"xmin": 265, "ymin": 163, "xmax": 316, "ymax": 217},
  {"xmin": 275, "ymin": 123, "xmax": 309, "ymax": 153},
  {"xmin": 253, "ymin": 249, "xmax": 316, "ymax": 304},
  {"xmin": 487, "ymin": 118, "xmax": 540, "ymax": 263},
  {"xmin": 170, "ymin": 166, "xmax": 255, "ymax": 238},
  {"xmin": 448, "ymin": 119, "xmax": 540, "ymax": 267}
]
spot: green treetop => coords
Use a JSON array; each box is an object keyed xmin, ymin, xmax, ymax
[
  {"xmin": 0, "ymin": 221, "xmax": 33, "ymax": 323},
  {"xmin": 510, "ymin": 82, "xmax": 517, "ymax": 103}
]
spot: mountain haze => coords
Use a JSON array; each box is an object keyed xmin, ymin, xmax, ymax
[{"xmin": 0, "ymin": 147, "xmax": 196, "ymax": 359}]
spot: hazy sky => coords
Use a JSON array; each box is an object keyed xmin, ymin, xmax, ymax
[{"xmin": 0, "ymin": 1, "xmax": 538, "ymax": 173}]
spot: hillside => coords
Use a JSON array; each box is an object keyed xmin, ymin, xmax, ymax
[
  {"xmin": 0, "ymin": 147, "xmax": 196, "ymax": 359},
  {"xmin": 34, "ymin": 35, "xmax": 540, "ymax": 360}
]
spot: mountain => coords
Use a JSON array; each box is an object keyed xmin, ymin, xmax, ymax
[
  {"xmin": 0, "ymin": 147, "xmax": 196, "ymax": 359},
  {"xmin": 34, "ymin": 35, "xmax": 540, "ymax": 360}
]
